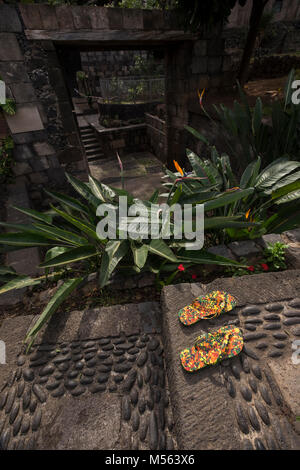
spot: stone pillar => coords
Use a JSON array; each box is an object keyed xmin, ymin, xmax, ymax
[
  {"xmin": 165, "ymin": 42, "xmax": 192, "ymax": 168},
  {"xmin": 165, "ymin": 26, "xmax": 228, "ymax": 169},
  {"xmin": 0, "ymin": 4, "xmax": 87, "ymax": 202}
]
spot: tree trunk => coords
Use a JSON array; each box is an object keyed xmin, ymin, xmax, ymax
[{"xmin": 237, "ymin": 0, "xmax": 270, "ymax": 87}]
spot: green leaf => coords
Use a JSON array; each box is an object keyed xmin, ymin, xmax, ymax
[
  {"xmin": 26, "ymin": 278, "xmax": 84, "ymax": 343},
  {"xmin": 44, "ymin": 190, "xmax": 90, "ymax": 216},
  {"xmin": 39, "ymin": 245, "xmax": 98, "ymax": 269},
  {"xmin": 186, "ymin": 149, "xmax": 208, "ymax": 181},
  {"xmin": 0, "ymin": 266, "xmax": 16, "ymax": 275},
  {"xmin": 255, "ymin": 161, "xmax": 300, "ymax": 190},
  {"xmin": 89, "ymin": 179, "xmax": 116, "ymax": 202},
  {"xmin": 204, "ymin": 217, "xmax": 257, "ymax": 230},
  {"xmin": 34, "ymin": 223, "xmax": 88, "ymax": 246},
  {"xmin": 275, "ymin": 189, "xmax": 300, "ymax": 205},
  {"xmin": 0, "ymin": 275, "xmax": 42, "ymax": 295},
  {"xmin": 65, "ymin": 173, "xmax": 100, "ymax": 208},
  {"xmin": 0, "ymin": 222, "xmax": 50, "ymax": 236},
  {"xmin": 179, "ymin": 249, "xmax": 242, "ymax": 267},
  {"xmin": 184, "ymin": 125, "xmax": 210, "ymax": 146},
  {"xmin": 99, "ymin": 240, "xmax": 129, "ymax": 288},
  {"xmin": 51, "ymin": 205, "xmax": 99, "ymax": 241},
  {"xmin": 131, "ymin": 243, "xmax": 148, "ymax": 269},
  {"xmin": 264, "ymin": 205, "xmax": 300, "ymax": 233},
  {"xmin": 148, "ymin": 239, "xmax": 178, "ymax": 263},
  {"xmin": 88, "ymin": 175, "xmax": 106, "ymax": 203},
  {"xmin": 204, "ymin": 188, "xmax": 254, "ymax": 212},
  {"xmin": 180, "ymin": 190, "xmax": 220, "ymax": 205},
  {"xmin": 12, "ymin": 206, "xmax": 52, "ymax": 224},
  {"xmin": 170, "ymin": 185, "xmax": 182, "ymax": 205},
  {"xmin": 43, "ymin": 247, "xmax": 71, "ymax": 276},
  {"xmin": 149, "ymin": 189, "xmax": 159, "ymax": 204},
  {"xmin": 1, "ymin": 98, "xmax": 16, "ymax": 116},
  {"xmin": 240, "ymin": 159, "xmax": 260, "ymax": 189},
  {"xmin": 0, "ymin": 232, "xmax": 54, "ymax": 247},
  {"xmin": 271, "ymin": 171, "xmax": 300, "ymax": 196}
]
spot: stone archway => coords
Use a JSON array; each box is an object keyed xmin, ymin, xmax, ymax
[{"xmin": 1, "ymin": 4, "xmax": 231, "ymax": 198}]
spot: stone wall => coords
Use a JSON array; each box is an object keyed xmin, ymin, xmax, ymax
[
  {"xmin": 165, "ymin": 27, "xmax": 235, "ymax": 165},
  {"xmin": 0, "ymin": 4, "xmax": 84, "ymax": 202},
  {"xmin": 81, "ymin": 49, "xmax": 164, "ymax": 80},
  {"xmin": 226, "ymin": 0, "xmax": 300, "ymax": 29},
  {"xmin": 224, "ymin": 20, "xmax": 300, "ymax": 64},
  {"xmin": 0, "ymin": 3, "xmax": 231, "ymax": 197},
  {"xmin": 145, "ymin": 112, "xmax": 167, "ymax": 163},
  {"xmin": 95, "ymin": 123, "xmax": 149, "ymax": 157}
]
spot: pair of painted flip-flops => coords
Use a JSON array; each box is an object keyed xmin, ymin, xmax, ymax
[{"xmin": 178, "ymin": 291, "xmax": 244, "ymax": 372}]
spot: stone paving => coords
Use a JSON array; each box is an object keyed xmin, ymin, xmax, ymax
[
  {"xmin": 89, "ymin": 151, "xmax": 165, "ymax": 200},
  {"xmin": 0, "ymin": 270, "xmax": 300, "ymax": 450},
  {"xmin": 162, "ymin": 270, "xmax": 300, "ymax": 450},
  {"xmin": 0, "ymin": 302, "xmax": 176, "ymax": 450},
  {"xmin": 0, "ymin": 182, "xmax": 41, "ymax": 308}
]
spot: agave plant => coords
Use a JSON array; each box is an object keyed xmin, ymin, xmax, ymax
[
  {"xmin": 164, "ymin": 133, "xmax": 300, "ymax": 241},
  {"xmin": 0, "ymin": 172, "xmax": 243, "ymax": 348}
]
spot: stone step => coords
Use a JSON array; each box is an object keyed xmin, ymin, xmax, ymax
[
  {"xmin": 161, "ymin": 269, "xmax": 300, "ymax": 450},
  {"xmin": 84, "ymin": 141, "xmax": 101, "ymax": 150},
  {"xmin": 85, "ymin": 148, "xmax": 102, "ymax": 157},
  {"xmin": 0, "ymin": 301, "xmax": 178, "ymax": 450},
  {"xmin": 82, "ymin": 136, "xmax": 98, "ymax": 144},
  {"xmin": 87, "ymin": 153, "xmax": 105, "ymax": 162},
  {"xmin": 80, "ymin": 132, "xmax": 94, "ymax": 139}
]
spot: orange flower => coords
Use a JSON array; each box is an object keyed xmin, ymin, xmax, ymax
[
  {"xmin": 225, "ymin": 187, "xmax": 240, "ymax": 192},
  {"xmin": 245, "ymin": 209, "xmax": 251, "ymax": 220},
  {"xmin": 173, "ymin": 160, "xmax": 184, "ymax": 176},
  {"xmin": 197, "ymin": 88, "xmax": 205, "ymax": 106}
]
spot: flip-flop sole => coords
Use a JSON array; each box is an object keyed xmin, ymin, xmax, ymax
[
  {"xmin": 179, "ymin": 291, "xmax": 236, "ymax": 326},
  {"xmin": 180, "ymin": 326, "xmax": 243, "ymax": 372}
]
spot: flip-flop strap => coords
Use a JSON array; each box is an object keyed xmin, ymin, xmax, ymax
[
  {"xmin": 201, "ymin": 309, "xmax": 222, "ymax": 320},
  {"xmin": 195, "ymin": 331, "xmax": 232, "ymax": 365},
  {"xmin": 199, "ymin": 293, "xmax": 228, "ymax": 320}
]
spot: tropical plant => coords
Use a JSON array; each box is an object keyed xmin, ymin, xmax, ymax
[
  {"xmin": 263, "ymin": 241, "xmax": 288, "ymax": 270},
  {"xmin": 212, "ymin": 71, "xmax": 300, "ymax": 168},
  {"xmin": 0, "ymin": 172, "xmax": 243, "ymax": 348},
  {"xmin": 225, "ymin": 241, "xmax": 288, "ymax": 277},
  {"xmin": 0, "ymin": 99, "xmax": 16, "ymax": 116},
  {"xmin": 164, "ymin": 129, "xmax": 300, "ymax": 242}
]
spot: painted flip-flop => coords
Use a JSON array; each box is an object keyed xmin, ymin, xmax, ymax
[
  {"xmin": 180, "ymin": 325, "xmax": 243, "ymax": 372},
  {"xmin": 178, "ymin": 290, "xmax": 236, "ymax": 326}
]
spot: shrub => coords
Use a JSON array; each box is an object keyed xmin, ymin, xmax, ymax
[
  {"xmin": 0, "ymin": 172, "xmax": 242, "ymax": 348},
  {"xmin": 164, "ymin": 132, "xmax": 300, "ymax": 242},
  {"xmin": 205, "ymin": 70, "xmax": 300, "ymax": 168}
]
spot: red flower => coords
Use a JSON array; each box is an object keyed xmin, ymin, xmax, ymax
[
  {"xmin": 247, "ymin": 266, "xmax": 255, "ymax": 272},
  {"xmin": 261, "ymin": 263, "xmax": 269, "ymax": 271},
  {"xmin": 178, "ymin": 264, "xmax": 185, "ymax": 272},
  {"xmin": 191, "ymin": 274, "xmax": 197, "ymax": 280}
]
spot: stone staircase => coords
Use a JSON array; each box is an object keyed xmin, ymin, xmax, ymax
[{"xmin": 79, "ymin": 125, "xmax": 104, "ymax": 163}]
